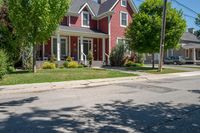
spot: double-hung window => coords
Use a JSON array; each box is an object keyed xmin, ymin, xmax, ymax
[
  {"xmin": 120, "ymin": 11, "xmax": 128, "ymax": 27},
  {"xmin": 121, "ymin": 0, "xmax": 127, "ymax": 7},
  {"xmin": 82, "ymin": 11, "xmax": 90, "ymax": 28}
]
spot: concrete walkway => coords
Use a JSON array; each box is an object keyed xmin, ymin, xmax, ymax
[
  {"xmin": 1, "ymin": 70, "xmax": 200, "ymax": 94},
  {"xmin": 145, "ymin": 64, "xmax": 200, "ymax": 71}
]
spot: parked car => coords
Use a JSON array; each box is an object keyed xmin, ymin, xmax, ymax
[{"xmin": 164, "ymin": 56, "xmax": 186, "ymax": 65}]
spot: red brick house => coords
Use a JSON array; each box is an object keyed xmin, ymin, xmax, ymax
[{"xmin": 36, "ymin": 0, "xmax": 137, "ymax": 65}]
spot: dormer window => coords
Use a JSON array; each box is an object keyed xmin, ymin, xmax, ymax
[
  {"xmin": 82, "ymin": 11, "xmax": 90, "ymax": 28},
  {"xmin": 121, "ymin": 0, "xmax": 127, "ymax": 7},
  {"xmin": 120, "ymin": 11, "xmax": 128, "ymax": 27}
]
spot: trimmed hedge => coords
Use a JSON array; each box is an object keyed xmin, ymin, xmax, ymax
[
  {"xmin": 68, "ymin": 61, "xmax": 79, "ymax": 68},
  {"xmin": 42, "ymin": 62, "xmax": 56, "ymax": 69}
]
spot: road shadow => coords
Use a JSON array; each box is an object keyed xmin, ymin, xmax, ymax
[
  {"xmin": 188, "ymin": 90, "xmax": 200, "ymax": 94},
  {"xmin": 0, "ymin": 97, "xmax": 38, "ymax": 107},
  {"xmin": 0, "ymin": 100, "xmax": 199, "ymax": 133}
]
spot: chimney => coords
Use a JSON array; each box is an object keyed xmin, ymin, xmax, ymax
[
  {"xmin": 98, "ymin": 0, "xmax": 107, "ymax": 4},
  {"xmin": 188, "ymin": 28, "xmax": 195, "ymax": 34}
]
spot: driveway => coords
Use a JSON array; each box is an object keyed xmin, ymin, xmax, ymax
[{"xmin": 0, "ymin": 76, "xmax": 200, "ymax": 133}]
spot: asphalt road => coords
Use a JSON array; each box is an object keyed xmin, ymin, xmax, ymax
[{"xmin": 0, "ymin": 76, "xmax": 200, "ymax": 133}]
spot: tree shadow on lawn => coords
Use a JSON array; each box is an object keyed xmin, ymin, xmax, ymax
[
  {"xmin": 0, "ymin": 99, "xmax": 200, "ymax": 133},
  {"xmin": 9, "ymin": 70, "xmax": 31, "ymax": 75}
]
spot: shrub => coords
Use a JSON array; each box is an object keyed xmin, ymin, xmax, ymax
[
  {"xmin": 50, "ymin": 54, "xmax": 56, "ymax": 63},
  {"xmin": 42, "ymin": 62, "xmax": 56, "ymax": 69},
  {"xmin": 66, "ymin": 56, "xmax": 73, "ymax": 62},
  {"xmin": 0, "ymin": 50, "xmax": 8, "ymax": 79},
  {"xmin": 109, "ymin": 43, "xmax": 127, "ymax": 66},
  {"xmin": 125, "ymin": 61, "xmax": 144, "ymax": 67},
  {"xmin": 7, "ymin": 66, "xmax": 16, "ymax": 73},
  {"xmin": 68, "ymin": 61, "xmax": 79, "ymax": 68},
  {"xmin": 63, "ymin": 61, "xmax": 69, "ymax": 68},
  {"xmin": 131, "ymin": 63, "xmax": 144, "ymax": 67},
  {"xmin": 78, "ymin": 64, "xmax": 84, "ymax": 68},
  {"xmin": 87, "ymin": 50, "xmax": 93, "ymax": 67},
  {"xmin": 125, "ymin": 61, "xmax": 135, "ymax": 67},
  {"xmin": 136, "ymin": 53, "xmax": 145, "ymax": 64}
]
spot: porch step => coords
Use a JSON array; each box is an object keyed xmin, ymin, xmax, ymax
[{"xmin": 92, "ymin": 61, "xmax": 103, "ymax": 67}]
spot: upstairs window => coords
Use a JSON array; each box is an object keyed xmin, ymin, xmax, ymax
[
  {"xmin": 120, "ymin": 11, "xmax": 128, "ymax": 27},
  {"xmin": 82, "ymin": 11, "xmax": 90, "ymax": 28},
  {"xmin": 121, "ymin": 0, "xmax": 127, "ymax": 7}
]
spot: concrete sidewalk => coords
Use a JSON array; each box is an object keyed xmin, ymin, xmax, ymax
[{"xmin": 1, "ymin": 71, "xmax": 200, "ymax": 94}]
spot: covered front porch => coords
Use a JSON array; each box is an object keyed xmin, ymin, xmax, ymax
[
  {"xmin": 182, "ymin": 43, "xmax": 200, "ymax": 64},
  {"xmin": 36, "ymin": 26, "xmax": 110, "ymax": 66}
]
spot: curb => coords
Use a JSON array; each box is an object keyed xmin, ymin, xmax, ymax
[{"xmin": 0, "ymin": 71, "xmax": 200, "ymax": 94}]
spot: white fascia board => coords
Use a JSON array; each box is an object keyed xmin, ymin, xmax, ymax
[
  {"xmin": 78, "ymin": 3, "xmax": 95, "ymax": 16},
  {"xmin": 109, "ymin": 0, "xmax": 138, "ymax": 14}
]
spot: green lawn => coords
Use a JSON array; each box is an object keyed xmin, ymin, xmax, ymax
[
  {"xmin": 127, "ymin": 67, "xmax": 187, "ymax": 74},
  {"xmin": 0, "ymin": 68, "xmax": 137, "ymax": 86}
]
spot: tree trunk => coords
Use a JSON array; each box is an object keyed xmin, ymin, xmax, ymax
[
  {"xmin": 152, "ymin": 53, "xmax": 155, "ymax": 69},
  {"xmin": 33, "ymin": 44, "xmax": 37, "ymax": 73}
]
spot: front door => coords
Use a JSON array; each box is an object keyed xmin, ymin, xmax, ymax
[{"xmin": 79, "ymin": 39, "xmax": 93, "ymax": 60}]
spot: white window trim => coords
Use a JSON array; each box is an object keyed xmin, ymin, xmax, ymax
[
  {"xmin": 81, "ymin": 11, "xmax": 90, "ymax": 28},
  {"xmin": 117, "ymin": 37, "xmax": 126, "ymax": 44},
  {"xmin": 120, "ymin": 11, "xmax": 128, "ymax": 28},
  {"xmin": 51, "ymin": 36, "xmax": 68, "ymax": 56},
  {"xmin": 121, "ymin": 0, "xmax": 127, "ymax": 7}
]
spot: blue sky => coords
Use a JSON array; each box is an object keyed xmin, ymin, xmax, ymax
[{"xmin": 134, "ymin": 0, "xmax": 200, "ymax": 30}]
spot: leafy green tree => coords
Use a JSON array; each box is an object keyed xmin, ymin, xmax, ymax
[
  {"xmin": 195, "ymin": 14, "xmax": 200, "ymax": 38},
  {"xmin": 8, "ymin": 0, "xmax": 71, "ymax": 72},
  {"xmin": 0, "ymin": 1, "xmax": 22, "ymax": 64},
  {"xmin": 126, "ymin": 0, "xmax": 186, "ymax": 68}
]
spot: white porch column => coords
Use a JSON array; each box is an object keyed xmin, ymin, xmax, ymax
[
  {"xmin": 69, "ymin": 36, "xmax": 71, "ymax": 56},
  {"xmin": 102, "ymin": 38, "xmax": 105, "ymax": 62},
  {"xmin": 108, "ymin": 15, "xmax": 111, "ymax": 54},
  {"xmin": 193, "ymin": 48, "xmax": 196, "ymax": 64},
  {"xmin": 57, "ymin": 33, "xmax": 61, "ymax": 61},
  {"xmin": 42, "ymin": 42, "xmax": 45, "ymax": 60},
  {"xmin": 80, "ymin": 36, "xmax": 84, "ymax": 61},
  {"xmin": 166, "ymin": 49, "xmax": 169, "ymax": 57}
]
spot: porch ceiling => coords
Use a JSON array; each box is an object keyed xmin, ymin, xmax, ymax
[{"xmin": 59, "ymin": 26, "xmax": 109, "ymax": 38}]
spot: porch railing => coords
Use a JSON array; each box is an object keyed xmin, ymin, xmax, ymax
[
  {"xmin": 105, "ymin": 53, "xmax": 110, "ymax": 65},
  {"xmin": 82, "ymin": 52, "xmax": 87, "ymax": 65}
]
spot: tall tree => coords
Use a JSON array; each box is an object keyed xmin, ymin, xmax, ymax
[
  {"xmin": 0, "ymin": 1, "xmax": 22, "ymax": 64},
  {"xmin": 126, "ymin": 0, "xmax": 186, "ymax": 68},
  {"xmin": 195, "ymin": 14, "xmax": 200, "ymax": 38},
  {"xmin": 8, "ymin": 0, "xmax": 71, "ymax": 72}
]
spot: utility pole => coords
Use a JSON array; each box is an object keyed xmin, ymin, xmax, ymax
[{"xmin": 159, "ymin": 0, "xmax": 167, "ymax": 72}]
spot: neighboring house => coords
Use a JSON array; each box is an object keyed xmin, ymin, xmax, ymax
[
  {"xmin": 165, "ymin": 28, "xmax": 200, "ymax": 64},
  {"xmin": 36, "ymin": 0, "xmax": 137, "ymax": 66},
  {"xmin": 145, "ymin": 28, "xmax": 200, "ymax": 64}
]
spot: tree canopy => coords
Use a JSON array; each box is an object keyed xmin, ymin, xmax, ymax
[
  {"xmin": 0, "ymin": 1, "xmax": 22, "ymax": 63},
  {"xmin": 126, "ymin": 0, "xmax": 186, "ymax": 54},
  {"xmin": 195, "ymin": 14, "xmax": 200, "ymax": 38},
  {"xmin": 8, "ymin": 0, "xmax": 71, "ymax": 72},
  {"xmin": 8, "ymin": 0, "xmax": 71, "ymax": 44}
]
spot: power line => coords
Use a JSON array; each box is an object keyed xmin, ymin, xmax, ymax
[
  {"xmin": 184, "ymin": 14, "xmax": 196, "ymax": 19},
  {"xmin": 171, "ymin": 0, "xmax": 199, "ymax": 15}
]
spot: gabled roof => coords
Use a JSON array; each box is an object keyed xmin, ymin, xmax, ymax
[
  {"xmin": 98, "ymin": 0, "xmax": 117, "ymax": 15},
  {"xmin": 181, "ymin": 32, "xmax": 200, "ymax": 43},
  {"xmin": 68, "ymin": 0, "xmax": 100, "ymax": 16},
  {"xmin": 68, "ymin": 0, "xmax": 138, "ymax": 18}
]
